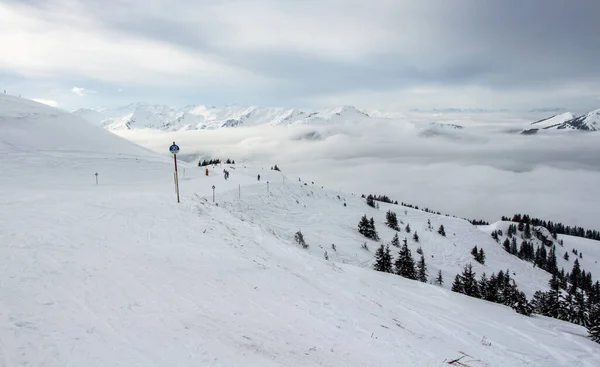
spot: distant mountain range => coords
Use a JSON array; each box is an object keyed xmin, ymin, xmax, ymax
[
  {"xmin": 73, "ymin": 104, "xmax": 373, "ymax": 131},
  {"xmin": 522, "ymin": 109, "xmax": 600, "ymax": 134}
]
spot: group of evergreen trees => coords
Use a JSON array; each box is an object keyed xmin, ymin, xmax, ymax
[
  {"xmin": 471, "ymin": 246, "xmax": 486, "ymax": 264},
  {"xmin": 358, "ymin": 215, "xmax": 380, "ymax": 241},
  {"xmin": 362, "ymin": 193, "xmax": 398, "ymax": 205},
  {"xmin": 498, "ymin": 224, "xmax": 600, "ymax": 341},
  {"xmin": 385, "ymin": 210, "xmax": 400, "ymax": 231},
  {"xmin": 271, "ymin": 165, "xmax": 281, "ymax": 171},
  {"xmin": 199, "ymin": 158, "xmax": 236, "ymax": 166},
  {"xmin": 451, "ymin": 265, "xmax": 532, "ymax": 315},
  {"xmin": 373, "ymin": 238, "xmax": 428, "ymax": 283},
  {"xmin": 502, "ymin": 213, "xmax": 600, "ymax": 241}
]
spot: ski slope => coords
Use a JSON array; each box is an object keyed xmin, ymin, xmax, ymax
[{"xmin": 1, "ymin": 95, "xmax": 599, "ymax": 366}]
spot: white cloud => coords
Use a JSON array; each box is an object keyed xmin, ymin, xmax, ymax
[
  {"xmin": 72, "ymin": 87, "xmax": 96, "ymax": 96},
  {"xmin": 32, "ymin": 98, "xmax": 58, "ymax": 107},
  {"xmin": 0, "ymin": 2, "xmax": 265, "ymax": 88}
]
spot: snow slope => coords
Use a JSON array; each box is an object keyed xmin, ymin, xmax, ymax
[
  {"xmin": 530, "ymin": 112, "xmax": 576, "ymax": 129},
  {"xmin": 2, "ymin": 96, "xmax": 600, "ymax": 366},
  {"xmin": 524, "ymin": 109, "xmax": 600, "ymax": 133},
  {"xmin": 73, "ymin": 104, "xmax": 372, "ymax": 131}
]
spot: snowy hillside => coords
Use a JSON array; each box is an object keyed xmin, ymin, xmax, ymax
[
  {"xmin": 73, "ymin": 103, "xmax": 372, "ymax": 131},
  {"xmin": 2, "ymin": 95, "xmax": 600, "ymax": 366},
  {"xmin": 531, "ymin": 112, "xmax": 576, "ymax": 129},
  {"xmin": 523, "ymin": 109, "xmax": 600, "ymax": 133}
]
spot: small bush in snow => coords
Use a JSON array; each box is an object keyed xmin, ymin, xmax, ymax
[{"xmin": 295, "ymin": 230, "xmax": 308, "ymax": 248}]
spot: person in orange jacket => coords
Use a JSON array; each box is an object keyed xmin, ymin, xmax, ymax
[{"xmin": 205, "ymin": 168, "xmax": 209, "ymax": 176}]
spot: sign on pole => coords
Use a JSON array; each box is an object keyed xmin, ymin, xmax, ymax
[
  {"xmin": 212, "ymin": 185, "xmax": 216, "ymax": 203},
  {"xmin": 170, "ymin": 142, "xmax": 180, "ymax": 203},
  {"xmin": 95, "ymin": 172, "xmax": 98, "ymax": 185}
]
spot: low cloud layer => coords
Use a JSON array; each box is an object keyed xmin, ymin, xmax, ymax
[
  {"xmin": 114, "ymin": 118, "xmax": 600, "ymax": 228},
  {"xmin": 2, "ymin": 0, "xmax": 599, "ymax": 112}
]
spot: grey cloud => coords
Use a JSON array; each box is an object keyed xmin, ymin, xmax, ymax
[{"xmin": 6, "ymin": 0, "xmax": 600, "ymax": 110}]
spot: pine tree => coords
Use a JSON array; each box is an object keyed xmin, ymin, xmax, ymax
[
  {"xmin": 478, "ymin": 248, "xmax": 486, "ymax": 265},
  {"xmin": 524, "ymin": 222, "xmax": 532, "ymax": 239},
  {"xmin": 570, "ymin": 259, "xmax": 581, "ymax": 289},
  {"xmin": 588, "ymin": 306, "xmax": 600, "ymax": 343},
  {"xmin": 385, "ymin": 210, "xmax": 400, "ymax": 231},
  {"xmin": 503, "ymin": 238, "xmax": 511, "ymax": 252},
  {"xmin": 471, "ymin": 246, "xmax": 480, "ymax": 263},
  {"xmin": 373, "ymin": 245, "xmax": 387, "ymax": 272},
  {"xmin": 511, "ymin": 239, "xmax": 518, "ymax": 256},
  {"xmin": 435, "ymin": 270, "xmax": 444, "ymax": 285},
  {"xmin": 395, "ymin": 241, "xmax": 416, "ymax": 280},
  {"xmin": 460, "ymin": 264, "xmax": 480, "ymax": 298},
  {"xmin": 451, "ymin": 274, "xmax": 463, "ymax": 293},
  {"xmin": 564, "ymin": 252, "xmax": 569, "ymax": 261},
  {"xmin": 366, "ymin": 194, "xmax": 376, "ymax": 208},
  {"xmin": 416, "ymin": 246, "xmax": 423, "ymax": 255},
  {"xmin": 358, "ymin": 215, "xmax": 370, "ymax": 237},
  {"xmin": 491, "ymin": 230, "xmax": 499, "ymax": 242},
  {"xmin": 383, "ymin": 245, "xmax": 393, "ymax": 273},
  {"xmin": 438, "ymin": 225, "xmax": 446, "ymax": 236},
  {"xmin": 390, "ymin": 233, "xmax": 400, "ymax": 247},
  {"xmin": 413, "ymin": 231, "xmax": 419, "ymax": 242},
  {"xmin": 512, "ymin": 291, "xmax": 533, "ymax": 316},
  {"xmin": 417, "ymin": 254, "xmax": 428, "ymax": 283},
  {"xmin": 369, "ymin": 217, "xmax": 380, "ymax": 241},
  {"xmin": 427, "ymin": 219, "xmax": 433, "ymax": 231},
  {"xmin": 405, "ymin": 223, "xmax": 411, "ymax": 233}
]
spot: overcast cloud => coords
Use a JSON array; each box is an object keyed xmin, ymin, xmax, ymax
[{"xmin": 1, "ymin": 0, "xmax": 599, "ymax": 112}]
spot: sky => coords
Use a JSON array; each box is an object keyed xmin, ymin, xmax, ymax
[{"xmin": 1, "ymin": 0, "xmax": 600, "ymax": 112}]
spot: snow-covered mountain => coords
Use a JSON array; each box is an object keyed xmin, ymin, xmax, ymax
[
  {"xmin": 2, "ymin": 95, "xmax": 600, "ymax": 366},
  {"xmin": 73, "ymin": 103, "xmax": 372, "ymax": 131},
  {"xmin": 523, "ymin": 109, "xmax": 600, "ymax": 134}
]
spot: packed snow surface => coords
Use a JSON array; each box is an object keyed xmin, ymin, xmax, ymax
[{"xmin": 1, "ymin": 95, "xmax": 600, "ymax": 366}]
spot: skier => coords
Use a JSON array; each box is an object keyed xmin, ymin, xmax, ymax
[{"xmin": 205, "ymin": 168, "xmax": 209, "ymax": 176}]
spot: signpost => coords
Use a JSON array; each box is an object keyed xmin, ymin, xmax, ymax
[
  {"xmin": 267, "ymin": 181, "xmax": 269, "ymax": 193},
  {"xmin": 169, "ymin": 142, "xmax": 180, "ymax": 203},
  {"xmin": 212, "ymin": 185, "xmax": 216, "ymax": 203},
  {"xmin": 95, "ymin": 172, "xmax": 98, "ymax": 185}
]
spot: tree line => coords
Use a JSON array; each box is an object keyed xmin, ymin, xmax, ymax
[{"xmin": 501, "ymin": 213, "xmax": 600, "ymax": 241}]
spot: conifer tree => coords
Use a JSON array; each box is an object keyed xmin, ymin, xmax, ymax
[
  {"xmin": 385, "ymin": 210, "xmax": 400, "ymax": 231},
  {"xmin": 358, "ymin": 215, "xmax": 370, "ymax": 237},
  {"xmin": 395, "ymin": 241, "xmax": 416, "ymax": 280},
  {"xmin": 460, "ymin": 263, "xmax": 480, "ymax": 298},
  {"xmin": 451, "ymin": 274, "xmax": 463, "ymax": 293},
  {"xmin": 366, "ymin": 194, "xmax": 376, "ymax": 208},
  {"xmin": 427, "ymin": 219, "xmax": 433, "ymax": 231},
  {"xmin": 438, "ymin": 225, "xmax": 446, "ymax": 236},
  {"xmin": 478, "ymin": 248, "xmax": 486, "ymax": 265},
  {"xmin": 383, "ymin": 245, "xmax": 393, "ymax": 273},
  {"xmin": 369, "ymin": 217, "xmax": 380, "ymax": 241},
  {"xmin": 435, "ymin": 270, "xmax": 444, "ymax": 285},
  {"xmin": 588, "ymin": 306, "xmax": 600, "ymax": 343},
  {"xmin": 491, "ymin": 230, "xmax": 499, "ymax": 242},
  {"xmin": 405, "ymin": 223, "xmax": 411, "ymax": 233},
  {"xmin": 524, "ymin": 222, "xmax": 532, "ymax": 239},
  {"xmin": 416, "ymin": 246, "xmax": 423, "ymax": 255},
  {"xmin": 564, "ymin": 252, "xmax": 569, "ymax": 261},
  {"xmin": 503, "ymin": 238, "xmax": 511, "ymax": 252},
  {"xmin": 510, "ymin": 239, "xmax": 518, "ymax": 255},
  {"xmin": 390, "ymin": 233, "xmax": 400, "ymax": 247},
  {"xmin": 373, "ymin": 245, "xmax": 387, "ymax": 272},
  {"xmin": 417, "ymin": 254, "xmax": 428, "ymax": 283},
  {"xmin": 413, "ymin": 231, "xmax": 419, "ymax": 242}
]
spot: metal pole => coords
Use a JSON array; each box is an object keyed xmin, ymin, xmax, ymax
[
  {"xmin": 267, "ymin": 181, "xmax": 269, "ymax": 193},
  {"xmin": 239, "ymin": 184, "xmax": 241, "ymax": 198},
  {"xmin": 95, "ymin": 173, "xmax": 98, "ymax": 185},
  {"xmin": 174, "ymin": 154, "xmax": 180, "ymax": 203},
  {"xmin": 212, "ymin": 185, "xmax": 216, "ymax": 203}
]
